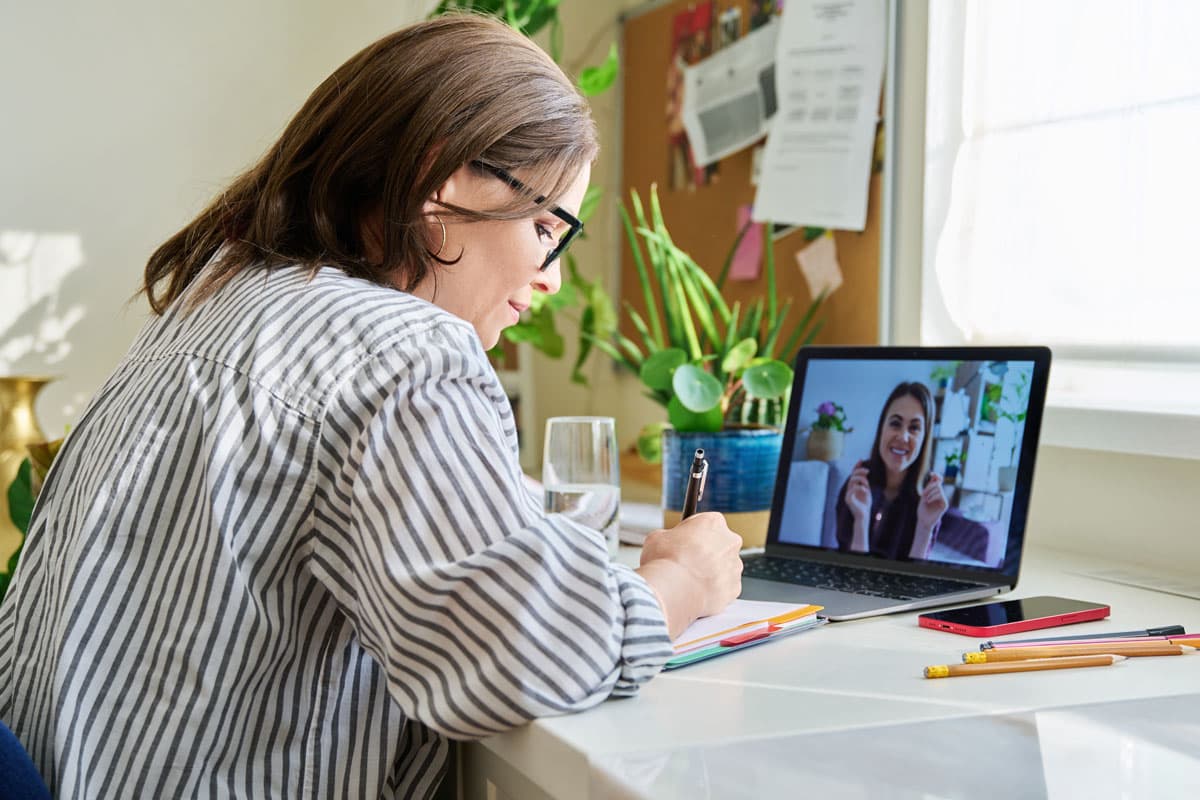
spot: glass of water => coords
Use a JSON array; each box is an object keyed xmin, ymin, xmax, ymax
[{"xmin": 542, "ymin": 416, "xmax": 621, "ymax": 557}]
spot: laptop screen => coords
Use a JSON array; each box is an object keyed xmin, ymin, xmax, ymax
[{"xmin": 770, "ymin": 348, "xmax": 1050, "ymax": 579}]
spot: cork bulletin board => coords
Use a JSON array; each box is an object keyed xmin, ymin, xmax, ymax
[{"xmin": 618, "ymin": 0, "xmax": 883, "ymax": 349}]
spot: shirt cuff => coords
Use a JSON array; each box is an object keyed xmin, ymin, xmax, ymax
[{"xmin": 608, "ymin": 563, "xmax": 673, "ymax": 696}]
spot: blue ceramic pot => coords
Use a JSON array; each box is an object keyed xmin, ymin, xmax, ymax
[{"xmin": 662, "ymin": 428, "xmax": 783, "ymax": 514}]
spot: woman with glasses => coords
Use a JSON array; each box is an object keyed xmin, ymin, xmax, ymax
[{"xmin": 0, "ymin": 14, "xmax": 743, "ymax": 799}]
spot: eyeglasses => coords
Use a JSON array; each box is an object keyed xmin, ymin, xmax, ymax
[{"xmin": 471, "ymin": 160, "xmax": 584, "ymax": 271}]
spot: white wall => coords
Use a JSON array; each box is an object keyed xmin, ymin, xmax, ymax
[{"xmin": 1, "ymin": 0, "xmax": 431, "ymax": 435}]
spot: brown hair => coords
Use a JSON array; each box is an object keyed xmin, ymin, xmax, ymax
[
  {"xmin": 141, "ymin": 13, "xmax": 598, "ymax": 314},
  {"xmin": 866, "ymin": 381, "xmax": 935, "ymax": 498}
]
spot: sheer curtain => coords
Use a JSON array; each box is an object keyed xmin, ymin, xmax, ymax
[{"xmin": 922, "ymin": 0, "xmax": 1200, "ymax": 357}]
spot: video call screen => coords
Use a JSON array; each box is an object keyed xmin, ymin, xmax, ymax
[{"xmin": 775, "ymin": 358, "xmax": 1036, "ymax": 568}]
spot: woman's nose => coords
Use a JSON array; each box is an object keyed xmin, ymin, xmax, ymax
[{"xmin": 532, "ymin": 259, "xmax": 562, "ymax": 295}]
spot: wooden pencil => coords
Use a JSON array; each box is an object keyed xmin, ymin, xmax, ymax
[
  {"xmin": 963, "ymin": 643, "xmax": 1194, "ymax": 663},
  {"xmin": 925, "ymin": 655, "xmax": 1125, "ymax": 679}
]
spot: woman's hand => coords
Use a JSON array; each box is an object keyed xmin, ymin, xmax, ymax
[
  {"xmin": 845, "ymin": 462, "xmax": 871, "ymax": 522},
  {"xmin": 636, "ymin": 512, "xmax": 744, "ymax": 639},
  {"xmin": 916, "ymin": 472, "xmax": 949, "ymax": 532}
]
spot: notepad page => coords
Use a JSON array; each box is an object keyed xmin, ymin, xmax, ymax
[{"xmin": 672, "ymin": 599, "xmax": 818, "ymax": 653}]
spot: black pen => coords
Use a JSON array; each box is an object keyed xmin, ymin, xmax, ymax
[
  {"xmin": 981, "ymin": 625, "xmax": 1186, "ymax": 650},
  {"xmin": 681, "ymin": 448, "xmax": 708, "ymax": 519}
]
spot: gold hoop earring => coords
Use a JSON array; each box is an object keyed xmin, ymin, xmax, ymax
[{"xmin": 432, "ymin": 215, "xmax": 447, "ymax": 258}]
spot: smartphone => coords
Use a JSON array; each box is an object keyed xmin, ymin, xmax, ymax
[{"xmin": 917, "ymin": 596, "xmax": 1110, "ymax": 637}]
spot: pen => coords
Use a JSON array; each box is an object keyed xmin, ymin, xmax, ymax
[
  {"xmin": 681, "ymin": 448, "xmax": 708, "ymax": 519},
  {"xmin": 924, "ymin": 654, "xmax": 1126, "ymax": 679},
  {"xmin": 964, "ymin": 643, "xmax": 1195, "ymax": 663},
  {"xmin": 984, "ymin": 632, "xmax": 1200, "ymax": 650},
  {"xmin": 981, "ymin": 625, "xmax": 1185, "ymax": 649}
]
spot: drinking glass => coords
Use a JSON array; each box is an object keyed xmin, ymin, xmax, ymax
[{"xmin": 542, "ymin": 416, "xmax": 621, "ymax": 557}]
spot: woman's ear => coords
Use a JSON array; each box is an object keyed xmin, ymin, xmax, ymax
[{"xmin": 422, "ymin": 162, "xmax": 478, "ymax": 216}]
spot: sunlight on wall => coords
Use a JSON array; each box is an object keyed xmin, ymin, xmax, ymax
[{"xmin": 0, "ymin": 229, "xmax": 87, "ymax": 377}]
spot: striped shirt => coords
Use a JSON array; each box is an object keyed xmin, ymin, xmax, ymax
[{"xmin": 0, "ymin": 264, "xmax": 671, "ymax": 799}]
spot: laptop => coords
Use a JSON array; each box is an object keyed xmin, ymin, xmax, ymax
[{"xmin": 740, "ymin": 346, "xmax": 1051, "ymax": 621}]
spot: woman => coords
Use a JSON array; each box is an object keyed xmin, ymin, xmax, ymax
[
  {"xmin": 0, "ymin": 16, "xmax": 742, "ymax": 799},
  {"xmin": 835, "ymin": 382, "xmax": 948, "ymax": 560}
]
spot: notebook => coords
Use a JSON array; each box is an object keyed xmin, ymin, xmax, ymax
[
  {"xmin": 739, "ymin": 346, "xmax": 1051, "ymax": 621},
  {"xmin": 665, "ymin": 599, "xmax": 825, "ymax": 669}
]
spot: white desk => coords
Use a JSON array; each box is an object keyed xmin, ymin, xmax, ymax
[{"xmin": 461, "ymin": 545, "xmax": 1200, "ymax": 799}]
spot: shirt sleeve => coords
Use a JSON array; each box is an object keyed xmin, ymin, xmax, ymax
[{"xmin": 307, "ymin": 322, "xmax": 671, "ymax": 740}]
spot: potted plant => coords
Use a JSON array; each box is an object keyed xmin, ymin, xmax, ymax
[
  {"xmin": 806, "ymin": 401, "xmax": 852, "ymax": 461},
  {"xmin": 1, "ymin": 438, "xmax": 62, "ymax": 604},
  {"xmin": 942, "ymin": 450, "xmax": 963, "ymax": 484},
  {"xmin": 928, "ymin": 362, "xmax": 959, "ymax": 395},
  {"xmin": 588, "ymin": 186, "xmax": 825, "ymax": 545}
]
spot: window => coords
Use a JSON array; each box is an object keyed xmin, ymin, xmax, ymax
[{"xmin": 922, "ymin": 1, "xmax": 1200, "ymax": 366}]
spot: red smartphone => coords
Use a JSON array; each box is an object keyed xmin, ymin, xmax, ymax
[{"xmin": 917, "ymin": 596, "xmax": 1110, "ymax": 637}]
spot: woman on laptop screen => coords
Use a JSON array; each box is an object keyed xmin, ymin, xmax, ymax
[{"xmin": 836, "ymin": 381, "xmax": 948, "ymax": 560}]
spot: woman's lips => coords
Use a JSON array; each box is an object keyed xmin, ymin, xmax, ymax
[{"xmin": 507, "ymin": 301, "xmax": 528, "ymax": 323}]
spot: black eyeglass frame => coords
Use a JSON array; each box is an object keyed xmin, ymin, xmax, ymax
[{"xmin": 471, "ymin": 160, "xmax": 584, "ymax": 271}]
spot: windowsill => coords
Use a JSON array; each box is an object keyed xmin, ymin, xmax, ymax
[{"xmin": 1040, "ymin": 360, "xmax": 1200, "ymax": 460}]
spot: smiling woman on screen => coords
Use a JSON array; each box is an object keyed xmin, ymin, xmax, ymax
[
  {"xmin": 836, "ymin": 381, "xmax": 949, "ymax": 560},
  {"xmin": 0, "ymin": 15, "xmax": 743, "ymax": 799}
]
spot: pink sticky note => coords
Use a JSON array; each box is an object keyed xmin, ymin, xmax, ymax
[
  {"xmin": 730, "ymin": 205, "xmax": 764, "ymax": 281},
  {"xmin": 796, "ymin": 232, "xmax": 843, "ymax": 297}
]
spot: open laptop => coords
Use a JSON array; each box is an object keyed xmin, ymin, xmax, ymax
[{"xmin": 740, "ymin": 346, "xmax": 1051, "ymax": 620}]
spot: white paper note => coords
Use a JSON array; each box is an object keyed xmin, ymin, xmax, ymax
[
  {"xmin": 680, "ymin": 19, "xmax": 781, "ymax": 167},
  {"xmin": 753, "ymin": 0, "xmax": 886, "ymax": 230}
]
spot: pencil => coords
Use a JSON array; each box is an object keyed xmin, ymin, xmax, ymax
[
  {"xmin": 924, "ymin": 654, "xmax": 1125, "ymax": 679},
  {"xmin": 964, "ymin": 643, "xmax": 1194, "ymax": 663}
]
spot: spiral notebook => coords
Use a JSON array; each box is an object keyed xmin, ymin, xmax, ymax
[{"xmin": 665, "ymin": 599, "xmax": 825, "ymax": 669}]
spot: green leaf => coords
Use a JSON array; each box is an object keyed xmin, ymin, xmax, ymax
[
  {"xmin": 578, "ymin": 185, "xmax": 603, "ymax": 224},
  {"xmin": 503, "ymin": 308, "xmax": 564, "ymax": 358},
  {"xmin": 739, "ymin": 298, "xmax": 764, "ymax": 342},
  {"xmin": 571, "ymin": 305, "xmax": 595, "ymax": 385},
  {"xmin": 742, "ymin": 361, "xmax": 794, "ymax": 400},
  {"xmin": 636, "ymin": 422, "xmax": 670, "ymax": 463},
  {"xmin": 586, "ymin": 281, "xmax": 617, "ymax": 339},
  {"xmin": 668, "ymin": 395, "xmax": 724, "ymax": 432},
  {"xmin": 764, "ymin": 222, "xmax": 777, "ymax": 332},
  {"xmin": 722, "ymin": 301, "xmax": 742, "ymax": 354},
  {"xmin": 721, "ymin": 337, "xmax": 758, "ymax": 375},
  {"xmin": 672, "ymin": 364, "xmax": 723, "ymax": 412},
  {"xmin": 676, "ymin": 264, "xmax": 720, "ymax": 352},
  {"xmin": 717, "ymin": 219, "xmax": 753, "ymax": 289},
  {"xmin": 534, "ymin": 278, "xmax": 576, "ymax": 312},
  {"xmin": 582, "ymin": 333, "xmax": 635, "ymax": 372},
  {"xmin": 578, "ymin": 42, "xmax": 619, "ymax": 96},
  {"xmin": 618, "ymin": 199, "xmax": 664, "ymax": 349},
  {"xmin": 803, "ymin": 226, "xmax": 825, "ymax": 241},
  {"xmin": 779, "ymin": 289, "xmax": 828, "ymax": 362},
  {"xmin": 7, "ymin": 458, "xmax": 34, "ymax": 535},
  {"xmin": 640, "ymin": 348, "xmax": 687, "ymax": 391},
  {"xmin": 624, "ymin": 303, "xmax": 657, "ymax": 355},
  {"xmin": 762, "ymin": 299, "xmax": 792, "ymax": 358}
]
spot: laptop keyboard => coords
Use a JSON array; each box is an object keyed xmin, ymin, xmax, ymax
[{"xmin": 742, "ymin": 556, "xmax": 983, "ymax": 601}]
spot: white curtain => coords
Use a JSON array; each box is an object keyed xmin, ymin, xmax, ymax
[{"xmin": 922, "ymin": 0, "xmax": 1200, "ymax": 355}]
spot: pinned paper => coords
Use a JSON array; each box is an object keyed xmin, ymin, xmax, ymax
[
  {"xmin": 730, "ymin": 205, "xmax": 764, "ymax": 281},
  {"xmin": 796, "ymin": 231, "xmax": 843, "ymax": 297}
]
